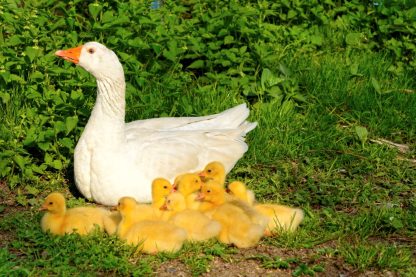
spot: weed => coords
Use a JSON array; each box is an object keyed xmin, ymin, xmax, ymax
[{"xmin": 340, "ymin": 242, "xmax": 413, "ymax": 271}]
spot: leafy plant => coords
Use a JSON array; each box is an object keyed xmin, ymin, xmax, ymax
[{"xmin": 355, "ymin": 126, "xmax": 369, "ymax": 147}]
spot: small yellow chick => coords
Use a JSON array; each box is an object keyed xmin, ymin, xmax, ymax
[
  {"xmin": 197, "ymin": 180, "xmax": 229, "ymax": 206},
  {"xmin": 227, "ymin": 181, "xmax": 256, "ymax": 206},
  {"xmin": 198, "ymin": 181, "xmax": 267, "ymax": 227},
  {"xmin": 116, "ymin": 197, "xmax": 159, "ymax": 238},
  {"xmin": 163, "ymin": 192, "xmax": 221, "ymax": 242},
  {"xmin": 151, "ymin": 177, "xmax": 173, "ymax": 211},
  {"xmin": 254, "ymin": 204, "xmax": 304, "ymax": 236},
  {"xmin": 103, "ymin": 211, "xmax": 122, "ymax": 235},
  {"xmin": 40, "ymin": 192, "xmax": 113, "ymax": 236},
  {"xmin": 199, "ymin": 161, "xmax": 226, "ymax": 185},
  {"xmin": 174, "ymin": 173, "xmax": 204, "ymax": 210},
  {"xmin": 198, "ymin": 183, "xmax": 265, "ymax": 248},
  {"xmin": 117, "ymin": 196, "xmax": 187, "ymax": 254}
]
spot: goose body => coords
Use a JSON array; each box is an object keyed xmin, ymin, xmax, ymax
[{"xmin": 55, "ymin": 42, "xmax": 256, "ymax": 205}]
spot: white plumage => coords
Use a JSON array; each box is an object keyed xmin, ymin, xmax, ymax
[{"xmin": 55, "ymin": 42, "xmax": 256, "ymax": 205}]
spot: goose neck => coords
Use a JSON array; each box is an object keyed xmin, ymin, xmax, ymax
[{"xmin": 94, "ymin": 77, "xmax": 126, "ymax": 123}]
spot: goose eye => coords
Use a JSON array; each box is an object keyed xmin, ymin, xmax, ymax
[{"xmin": 87, "ymin": 48, "xmax": 95, "ymax": 54}]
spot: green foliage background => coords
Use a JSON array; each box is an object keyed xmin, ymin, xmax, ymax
[
  {"xmin": 0, "ymin": 0, "xmax": 415, "ymax": 275},
  {"xmin": 0, "ymin": 0, "xmax": 415, "ymax": 189}
]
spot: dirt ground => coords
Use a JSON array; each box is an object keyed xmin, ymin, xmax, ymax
[{"xmin": 154, "ymin": 243, "xmax": 399, "ymax": 277}]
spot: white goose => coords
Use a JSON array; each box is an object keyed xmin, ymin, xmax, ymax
[{"xmin": 55, "ymin": 42, "xmax": 256, "ymax": 206}]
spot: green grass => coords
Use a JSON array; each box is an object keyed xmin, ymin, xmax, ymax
[
  {"xmin": 1, "ymin": 48, "xmax": 414, "ymax": 276},
  {"xmin": 1, "ymin": 0, "xmax": 415, "ymax": 275}
]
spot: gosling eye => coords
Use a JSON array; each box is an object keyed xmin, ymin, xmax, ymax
[
  {"xmin": 207, "ymin": 169, "xmax": 212, "ymax": 173},
  {"xmin": 207, "ymin": 190, "xmax": 211, "ymax": 193},
  {"xmin": 49, "ymin": 201, "xmax": 53, "ymax": 205},
  {"xmin": 163, "ymin": 185, "xmax": 168, "ymax": 189},
  {"xmin": 87, "ymin": 48, "xmax": 95, "ymax": 54}
]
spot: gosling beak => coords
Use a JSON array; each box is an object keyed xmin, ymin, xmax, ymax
[
  {"xmin": 195, "ymin": 193, "xmax": 204, "ymax": 201},
  {"xmin": 160, "ymin": 203, "xmax": 168, "ymax": 211},
  {"xmin": 198, "ymin": 171, "xmax": 206, "ymax": 177},
  {"xmin": 38, "ymin": 204, "xmax": 47, "ymax": 211},
  {"xmin": 198, "ymin": 171, "xmax": 207, "ymax": 182},
  {"xmin": 55, "ymin": 45, "xmax": 83, "ymax": 64}
]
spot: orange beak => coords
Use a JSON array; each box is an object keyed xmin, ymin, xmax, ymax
[
  {"xmin": 39, "ymin": 204, "xmax": 48, "ymax": 211},
  {"xmin": 198, "ymin": 171, "xmax": 206, "ymax": 177},
  {"xmin": 160, "ymin": 203, "xmax": 168, "ymax": 210},
  {"xmin": 55, "ymin": 45, "xmax": 83, "ymax": 64}
]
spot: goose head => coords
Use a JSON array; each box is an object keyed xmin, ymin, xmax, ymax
[{"xmin": 55, "ymin": 42, "xmax": 124, "ymax": 81}]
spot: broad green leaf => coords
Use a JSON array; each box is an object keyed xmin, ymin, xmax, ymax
[
  {"xmin": 287, "ymin": 10, "xmax": 297, "ymax": 19},
  {"xmin": 52, "ymin": 160, "xmax": 63, "ymax": 170},
  {"xmin": 60, "ymin": 138, "xmax": 74, "ymax": 149},
  {"xmin": 32, "ymin": 164, "xmax": 46, "ymax": 174},
  {"xmin": 70, "ymin": 90, "xmax": 83, "ymax": 100},
  {"xmin": 310, "ymin": 35, "xmax": 323, "ymax": 46},
  {"xmin": 0, "ymin": 92, "xmax": 10, "ymax": 104},
  {"xmin": 187, "ymin": 60, "xmax": 205, "ymax": 69},
  {"xmin": 261, "ymin": 68, "xmax": 281, "ymax": 90},
  {"xmin": 0, "ymin": 159, "xmax": 11, "ymax": 177},
  {"xmin": 25, "ymin": 46, "xmax": 42, "ymax": 62},
  {"xmin": 54, "ymin": 121, "xmax": 66, "ymax": 134},
  {"xmin": 13, "ymin": 155, "xmax": 26, "ymax": 169},
  {"xmin": 23, "ymin": 128, "xmax": 36, "ymax": 146},
  {"xmin": 350, "ymin": 63, "xmax": 363, "ymax": 76},
  {"xmin": 102, "ymin": 11, "xmax": 115, "ymax": 23},
  {"xmin": 224, "ymin": 35, "xmax": 234, "ymax": 45},
  {"xmin": 267, "ymin": 86, "xmax": 282, "ymax": 98},
  {"xmin": 291, "ymin": 93, "xmax": 307, "ymax": 103},
  {"xmin": 49, "ymin": 18, "xmax": 66, "ymax": 31},
  {"xmin": 7, "ymin": 35, "xmax": 22, "ymax": 46},
  {"xmin": 44, "ymin": 153, "xmax": 53, "ymax": 164},
  {"xmin": 30, "ymin": 71, "xmax": 44, "ymax": 80},
  {"xmin": 65, "ymin": 116, "xmax": 78, "ymax": 135},
  {"xmin": 38, "ymin": 142, "xmax": 50, "ymax": 151},
  {"xmin": 88, "ymin": 3, "xmax": 103, "ymax": 20},
  {"xmin": 151, "ymin": 43, "xmax": 162, "ymax": 55},
  {"xmin": 355, "ymin": 126, "xmax": 368, "ymax": 145}
]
